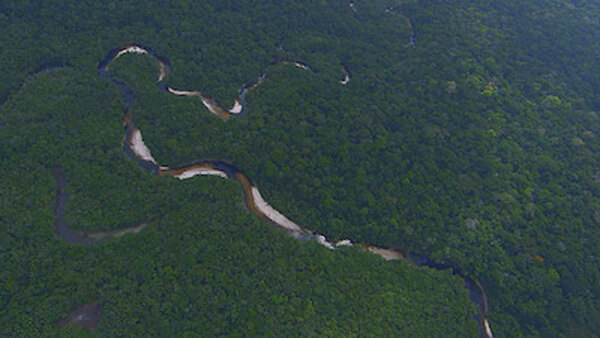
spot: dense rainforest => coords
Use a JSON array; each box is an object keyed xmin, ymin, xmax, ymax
[{"xmin": 1, "ymin": 0, "xmax": 600, "ymax": 336}]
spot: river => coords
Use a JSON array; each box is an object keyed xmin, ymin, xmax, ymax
[{"xmin": 52, "ymin": 43, "xmax": 491, "ymax": 337}]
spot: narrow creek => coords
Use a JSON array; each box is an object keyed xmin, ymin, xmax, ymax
[
  {"xmin": 53, "ymin": 43, "xmax": 491, "ymax": 337},
  {"xmin": 1, "ymin": 60, "xmax": 72, "ymax": 107},
  {"xmin": 385, "ymin": 7, "xmax": 417, "ymax": 47}
]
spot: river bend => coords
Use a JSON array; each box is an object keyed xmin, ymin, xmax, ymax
[{"xmin": 51, "ymin": 43, "xmax": 491, "ymax": 337}]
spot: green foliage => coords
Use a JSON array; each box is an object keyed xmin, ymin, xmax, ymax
[{"xmin": 2, "ymin": 0, "xmax": 600, "ymax": 336}]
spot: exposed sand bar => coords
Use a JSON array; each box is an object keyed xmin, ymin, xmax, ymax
[
  {"xmin": 229, "ymin": 99, "xmax": 243, "ymax": 114},
  {"xmin": 315, "ymin": 234, "xmax": 335, "ymax": 249},
  {"xmin": 158, "ymin": 63, "xmax": 167, "ymax": 82},
  {"xmin": 129, "ymin": 129, "xmax": 158, "ymax": 164},
  {"xmin": 166, "ymin": 87, "xmax": 231, "ymax": 120},
  {"xmin": 335, "ymin": 239, "xmax": 353, "ymax": 247},
  {"xmin": 115, "ymin": 46, "xmax": 149, "ymax": 58},
  {"xmin": 250, "ymin": 186, "xmax": 305, "ymax": 232},
  {"xmin": 294, "ymin": 62, "xmax": 311, "ymax": 71},
  {"xmin": 364, "ymin": 246, "xmax": 403, "ymax": 261},
  {"xmin": 167, "ymin": 88, "xmax": 197, "ymax": 96},
  {"xmin": 276, "ymin": 60, "xmax": 313, "ymax": 72},
  {"xmin": 340, "ymin": 74, "xmax": 350, "ymax": 85},
  {"xmin": 484, "ymin": 319, "xmax": 493, "ymax": 338},
  {"xmin": 172, "ymin": 167, "xmax": 228, "ymax": 179},
  {"xmin": 340, "ymin": 63, "xmax": 351, "ymax": 85}
]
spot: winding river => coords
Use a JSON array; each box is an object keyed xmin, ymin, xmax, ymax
[{"xmin": 50, "ymin": 44, "xmax": 491, "ymax": 337}]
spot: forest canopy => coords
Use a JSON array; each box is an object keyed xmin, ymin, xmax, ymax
[{"xmin": 1, "ymin": 0, "xmax": 600, "ymax": 336}]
